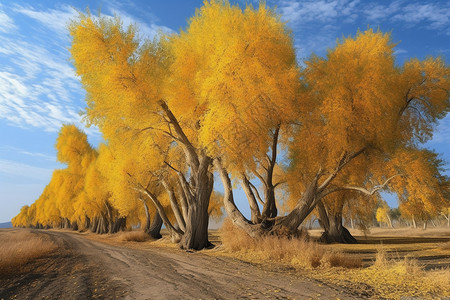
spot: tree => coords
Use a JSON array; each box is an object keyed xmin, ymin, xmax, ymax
[
  {"xmin": 376, "ymin": 201, "xmax": 393, "ymax": 228},
  {"xmin": 272, "ymin": 29, "xmax": 449, "ymax": 241},
  {"xmin": 69, "ymin": 1, "xmax": 293, "ymax": 249}
]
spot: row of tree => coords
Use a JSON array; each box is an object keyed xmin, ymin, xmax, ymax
[{"xmin": 13, "ymin": 1, "xmax": 449, "ymax": 249}]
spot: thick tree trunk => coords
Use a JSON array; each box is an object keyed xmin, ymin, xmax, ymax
[
  {"xmin": 317, "ymin": 200, "xmax": 357, "ymax": 244},
  {"xmin": 159, "ymin": 101, "xmax": 213, "ymax": 250},
  {"xmin": 149, "ymin": 211, "xmax": 163, "ymax": 239},
  {"xmin": 180, "ymin": 155, "xmax": 214, "ymax": 250},
  {"xmin": 320, "ymin": 214, "xmax": 357, "ymax": 244},
  {"xmin": 412, "ymin": 217, "xmax": 417, "ymax": 228},
  {"xmin": 177, "ymin": 181, "xmax": 189, "ymax": 222},
  {"xmin": 261, "ymin": 185, "xmax": 277, "ymax": 220},
  {"xmin": 272, "ymin": 177, "xmax": 319, "ymax": 234}
]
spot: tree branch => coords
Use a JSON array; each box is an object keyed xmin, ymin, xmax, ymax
[
  {"xmin": 318, "ymin": 148, "xmax": 366, "ymax": 192},
  {"xmin": 158, "ymin": 100, "xmax": 199, "ymax": 172},
  {"xmin": 320, "ymin": 174, "xmax": 403, "ymax": 199},
  {"xmin": 248, "ymin": 181, "xmax": 265, "ymax": 205}
]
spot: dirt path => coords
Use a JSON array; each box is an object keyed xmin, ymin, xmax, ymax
[{"xmin": 1, "ymin": 230, "xmax": 359, "ymax": 299}]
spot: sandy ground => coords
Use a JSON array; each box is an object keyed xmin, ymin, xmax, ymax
[{"xmin": 0, "ymin": 229, "xmax": 359, "ymax": 300}]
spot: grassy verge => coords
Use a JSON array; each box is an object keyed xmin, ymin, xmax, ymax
[
  {"xmin": 219, "ymin": 219, "xmax": 450, "ymax": 299},
  {"xmin": 0, "ymin": 229, "xmax": 57, "ymax": 276}
]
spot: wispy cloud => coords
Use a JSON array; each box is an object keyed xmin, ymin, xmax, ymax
[
  {"xmin": 278, "ymin": 0, "xmax": 359, "ymax": 24},
  {"xmin": 0, "ymin": 2, "xmax": 172, "ymax": 140},
  {"xmin": 13, "ymin": 4, "xmax": 77, "ymax": 39},
  {"xmin": 363, "ymin": 1, "xmax": 450, "ymax": 35},
  {"xmin": 0, "ymin": 5, "xmax": 16, "ymax": 33},
  {"xmin": 276, "ymin": 0, "xmax": 449, "ymax": 61},
  {"xmin": 105, "ymin": 5, "xmax": 174, "ymax": 40},
  {"xmin": 0, "ymin": 159, "xmax": 54, "ymax": 181},
  {"xmin": 0, "ymin": 5, "xmax": 100, "ymax": 137},
  {"xmin": 0, "ymin": 146, "xmax": 55, "ymax": 161}
]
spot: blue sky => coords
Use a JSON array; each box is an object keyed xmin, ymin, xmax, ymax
[{"xmin": 0, "ymin": 0, "xmax": 449, "ymax": 223}]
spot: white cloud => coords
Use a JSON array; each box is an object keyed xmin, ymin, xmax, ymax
[
  {"xmin": 394, "ymin": 48, "xmax": 408, "ymax": 55},
  {"xmin": 0, "ymin": 159, "xmax": 53, "ymax": 181},
  {"xmin": 279, "ymin": 0, "xmax": 359, "ymax": 24},
  {"xmin": 0, "ymin": 146, "xmax": 55, "ymax": 161},
  {"xmin": 106, "ymin": 6, "xmax": 174, "ymax": 40},
  {"xmin": 0, "ymin": 4, "xmax": 16, "ymax": 33},
  {"xmin": 363, "ymin": 1, "xmax": 450, "ymax": 35},
  {"xmin": 13, "ymin": 4, "xmax": 77, "ymax": 39}
]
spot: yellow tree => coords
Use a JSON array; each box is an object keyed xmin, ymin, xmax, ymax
[
  {"xmin": 390, "ymin": 149, "xmax": 449, "ymax": 229},
  {"xmin": 278, "ymin": 29, "xmax": 449, "ymax": 240},
  {"xmin": 170, "ymin": 1, "xmax": 299, "ymax": 235},
  {"xmin": 69, "ymin": 1, "xmax": 287, "ymax": 249},
  {"xmin": 11, "ymin": 205, "xmax": 30, "ymax": 228},
  {"xmin": 376, "ymin": 201, "xmax": 392, "ymax": 228}
]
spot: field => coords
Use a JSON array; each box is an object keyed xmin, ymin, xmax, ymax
[{"xmin": 1, "ymin": 227, "xmax": 449, "ymax": 299}]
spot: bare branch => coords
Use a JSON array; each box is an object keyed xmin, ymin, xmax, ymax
[
  {"xmin": 318, "ymin": 148, "xmax": 366, "ymax": 192},
  {"xmin": 320, "ymin": 174, "xmax": 403, "ymax": 199},
  {"xmin": 273, "ymin": 181, "xmax": 286, "ymax": 189},
  {"xmin": 248, "ymin": 181, "xmax": 265, "ymax": 205},
  {"xmin": 253, "ymin": 170, "xmax": 267, "ymax": 188}
]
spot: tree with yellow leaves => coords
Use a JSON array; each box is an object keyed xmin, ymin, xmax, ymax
[{"xmin": 376, "ymin": 201, "xmax": 393, "ymax": 228}]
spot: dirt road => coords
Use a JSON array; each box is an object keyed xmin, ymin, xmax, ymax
[{"xmin": 1, "ymin": 230, "xmax": 359, "ymax": 299}]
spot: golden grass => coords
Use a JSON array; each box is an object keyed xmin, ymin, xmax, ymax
[
  {"xmin": 317, "ymin": 248, "xmax": 450, "ymax": 299},
  {"xmin": 116, "ymin": 230, "xmax": 151, "ymax": 242},
  {"xmin": 0, "ymin": 229, "xmax": 57, "ymax": 276},
  {"xmin": 439, "ymin": 241, "xmax": 450, "ymax": 250},
  {"xmin": 220, "ymin": 219, "xmax": 361, "ymax": 269},
  {"xmin": 219, "ymin": 220, "xmax": 450, "ymax": 299}
]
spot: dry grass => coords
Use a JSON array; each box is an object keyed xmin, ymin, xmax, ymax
[
  {"xmin": 220, "ymin": 219, "xmax": 361, "ymax": 269},
  {"xmin": 319, "ymin": 247, "xmax": 450, "ymax": 299},
  {"xmin": 219, "ymin": 220, "xmax": 450, "ymax": 299},
  {"xmin": 0, "ymin": 229, "xmax": 57, "ymax": 276},
  {"xmin": 439, "ymin": 241, "xmax": 450, "ymax": 250},
  {"xmin": 116, "ymin": 230, "xmax": 151, "ymax": 242}
]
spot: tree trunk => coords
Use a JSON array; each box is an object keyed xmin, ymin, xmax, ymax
[
  {"xmin": 317, "ymin": 200, "xmax": 357, "ymax": 244},
  {"xmin": 159, "ymin": 101, "xmax": 213, "ymax": 250},
  {"xmin": 84, "ymin": 216, "xmax": 91, "ymax": 231},
  {"xmin": 260, "ymin": 125, "xmax": 280, "ymax": 223},
  {"xmin": 163, "ymin": 180, "xmax": 186, "ymax": 232},
  {"xmin": 142, "ymin": 199, "xmax": 151, "ymax": 232},
  {"xmin": 423, "ymin": 220, "xmax": 427, "ymax": 230},
  {"xmin": 149, "ymin": 212, "xmax": 163, "ymax": 239},
  {"xmin": 387, "ymin": 215, "xmax": 393, "ymax": 228},
  {"xmin": 214, "ymin": 159, "xmax": 262, "ymax": 238},
  {"xmin": 112, "ymin": 217, "xmax": 126, "ymax": 233},
  {"xmin": 177, "ymin": 181, "xmax": 189, "ymax": 222},
  {"xmin": 320, "ymin": 213, "xmax": 357, "ymax": 244},
  {"xmin": 412, "ymin": 217, "xmax": 417, "ymax": 229},
  {"xmin": 241, "ymin": 174, "xmax": 261, "ymax": 224},
  {"xmin": 90, "ymin": 216, "xmax": 98, "ymax": 233},
  {"xmin": 261, "ymin": 184, "xmax": 277, "ymax": 221},
  {"xmin": 180, "ymin": 155, "xmax": 214, "ymax": 250},
  {"xmin": 272, "ymin": 177, "xmax": 319, "ymax": 234},
  {"xmin": 141, "ymin": 187, "xmax": 182, "ymax": 241}
]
